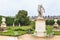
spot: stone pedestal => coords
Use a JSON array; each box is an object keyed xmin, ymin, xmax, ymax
[
  {"xmin": 34, "ymin": 17, "xmax": 46, "ymax": 37},
  {"xmin": 1, "ymin": 22, "xmax": 6, "ymax": 28},
  {"xmin": 53, "ymin": 23, "xmax": 58, "ymax": 29},
  {"xmin": 0, "ymin": 17, "xmax": 6, "ymax": 32},
  {"xmin": 1, "ymin": 17, "xmax": 6, "ymax": 27}
]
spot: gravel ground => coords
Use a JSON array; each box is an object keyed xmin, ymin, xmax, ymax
[
  {"xmin": 0, "ymin": 34, "xmax": 60, "ymax": 40},
  {"xmin": 18, "ymin": 34, "xmax": 60, "ymax": 40}
]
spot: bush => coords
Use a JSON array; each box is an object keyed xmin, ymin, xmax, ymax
[
  {"xmin": 46, "ymin": 20, "xmax": 55, "ymax": 25},
  {"xmin": 30, "ymin": 21, "xmax": 35, "ymax": 29},
  {"xmin": 57, "ymin": 20, "xmax": 60, "ymax": 25}
]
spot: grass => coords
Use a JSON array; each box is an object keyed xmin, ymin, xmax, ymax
[
  {"xmin": 53, "ymin": 26, "xmax": 60, "ymax": 35},
  {"xmin": 46, "ymin": 25, "xmax": 60, "ymax": 36},
  {"xmin": 0, "ymin": 25, "xmax": 60, "ymax": 36},
  {"xmin": 54, "ymin": 31, "xmax": 60, "ymax": 35},
  {"xmin": 0, "ymin": 26, "xmax": 34, "ymax": 36}
]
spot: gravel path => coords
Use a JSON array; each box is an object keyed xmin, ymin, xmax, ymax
[
  {"xmin": 18, "ymin": 34, "xmax": 60, "ymax": 40},
  {"xmin": 0, "ymin": 36, "xmax": 17, "ymax": 40},
  {"xmin": 0, "ymin": 34, "xmax": 60, "ymax": 40}
]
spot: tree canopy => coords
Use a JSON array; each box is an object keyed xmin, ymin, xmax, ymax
[
  {"xmin": 15, "ymin": 10, "xmax": 30, "ymax": 26},
  {"xmin": 6, "ymin": 16, "xmax": 14, "ymax": 26}
]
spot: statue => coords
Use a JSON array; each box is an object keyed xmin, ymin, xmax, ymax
[
  {"xmin": 0, "ymin": 16, "xmax": 6, "ymax": 32},
  {"xmin": 38, "ymin": 5, "xmax": 45, "ymax": 17},
  {"xmin": 34, "ymin": 5, "xmax": 46, "ymax": 37},
  {"xmin": 1, "ymin": 16, "xmax": 6, "ymax": 27}
]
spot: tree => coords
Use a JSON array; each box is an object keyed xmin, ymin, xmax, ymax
[
  {"xmin": 15, "ymin": 10, "xmax": 30, "ymax": 26},
  {"xmin": 6, "ymin": 16, "xmax": 14, "ymax": 26},
  {"xmin": 14, "ymin": 19, "xmax": 19, "ymax": 26}
]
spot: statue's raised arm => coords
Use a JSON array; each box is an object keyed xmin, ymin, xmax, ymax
[{"xmin": 38, "ymin": 5, "xmax": 45, "ymax": 17}]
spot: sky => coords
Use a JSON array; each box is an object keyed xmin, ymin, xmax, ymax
[{"xmin": 0, "ymin": 0, "xmax": 60, "ymax": 17}]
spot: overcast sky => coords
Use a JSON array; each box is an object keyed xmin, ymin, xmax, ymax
[{"xmin": 0, "ymin": 0, "xmax": 60, "ymax": 16}]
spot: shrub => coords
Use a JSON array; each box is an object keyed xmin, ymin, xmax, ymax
[
  {"xmin": 46, "ymin": 20, "xmax": 55, "ymax": 25},
  {"xmin": 57, "ymin": 20, "xmax": 60, "ymax": 25}
]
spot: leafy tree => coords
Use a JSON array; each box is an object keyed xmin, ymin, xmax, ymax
[
  {"xmin": 14, "ymin": 19, "xmax": 19, "ymax": 26},
  {"xmin": 6, "ymin": 16, "xmax": 14, "ymax": 26},
  {"xmin": 15, "ymin": 10, "xmax": 30, "ymax": 26}
]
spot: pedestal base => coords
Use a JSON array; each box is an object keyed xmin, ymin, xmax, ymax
[
  {"xmin": 53, "ymin": 23, "xmax": 59, "ymax": 31},
  {"xmin": 34, "ymin": 32, "xmax": 46, "ymax": 37},
  {"xmin": 34, "ymin": 17, "xmax": 46, "ymax": 37},
  {"xmin": 1, "ymin": 24, "xmax": 6, "ymax": 28},
  {"xmin": 0, "ymin": 23, "xmax": 6, "ymax": 32}
]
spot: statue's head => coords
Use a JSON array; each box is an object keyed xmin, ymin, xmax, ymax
[{"xmin": 38, "ymin": 4, "xmax": 43, "ymax": 8}]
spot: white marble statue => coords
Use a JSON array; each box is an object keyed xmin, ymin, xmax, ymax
[
  {"xmin": 34, "ymin": 5, "xmax": 46, "ymax": 37},
  {"xmin": 38, "ymin": 5, "xmax": 45, "ymax": 17}
]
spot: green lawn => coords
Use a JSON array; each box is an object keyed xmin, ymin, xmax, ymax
[
  {"xmin": 0, "ymin": 26, "xmax": 34, "ymax": 36},
  {"xmin": 0, "ymin": 25, "xmax": 60, "ymax": 36},
  {"xmin": 46, "ymin": 25, "xmax": 60, "ymax": 35}
]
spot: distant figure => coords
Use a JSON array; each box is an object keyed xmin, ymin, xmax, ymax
[{"xmin": 38, "ymin": 5, "xmax": 45, "ymax": 17}]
